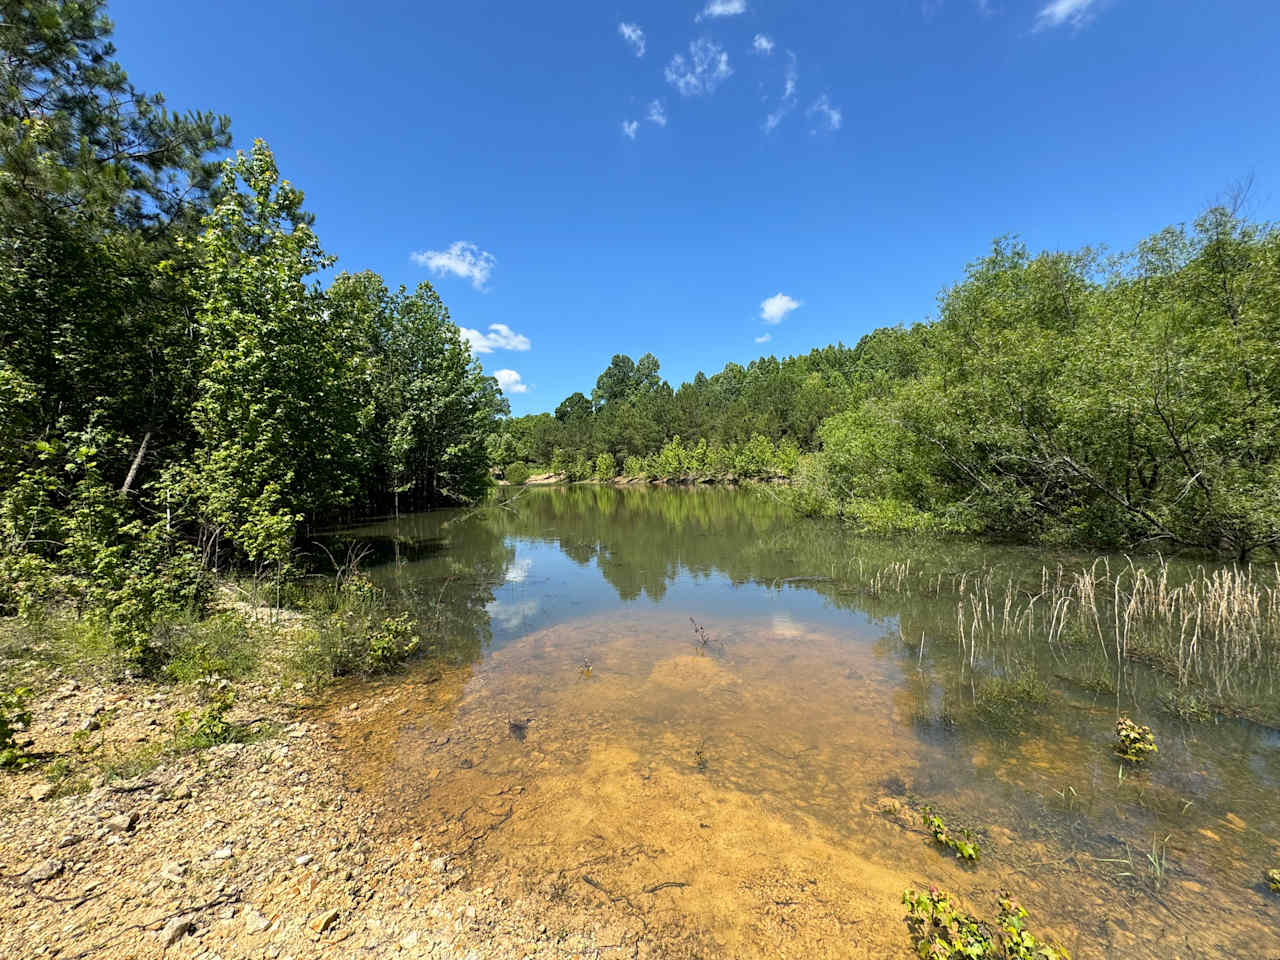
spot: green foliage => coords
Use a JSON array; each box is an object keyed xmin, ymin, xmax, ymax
[
  {"xmin": 622, "ymin": 455, "xmax": 644, "ymax": 478},
  {"xmin": 802, "ymin": 212, "xmax": 1280, "ymax": 557},
  {"xmin": 921, "ymin": 807, "xmax": 980, "ymax": 861},
  {"xmin": 902, "ymin": 886, "xmax": 1070, "ymax": 960},
  {"xmin": 504, "ymin": 462, "xmax": 531, "ymax": 485},
  {"xmin": 0, "ymin": 11, "xmax": 507, "ymax": 666},
  {"xmin": 1266, "ymin": 868, "xmax": 1279, "ymax": 893},
  {"xmin": 0, "ymin": 686, "xmax": 34, "ymax": 770},
  {"xmin": 173, "ymin": 685, "xmax": 240, "ymax": 749},
  {"xmin": 1113, "ymin": 716, "xmax": 1157, "ymax": 763},
  {"xmin": 593, "ymin": 452, "xmax": 617, "ymax": 481}
]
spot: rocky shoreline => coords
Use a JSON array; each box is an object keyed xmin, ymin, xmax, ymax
[{"xmin": 0, "ymin": 675, "xmax": 635, "ymax": 960}]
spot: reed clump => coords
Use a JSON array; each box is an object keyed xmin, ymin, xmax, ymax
[{"xmin": 851, "ymin": 557, "xmax": 1279, "ymax": 706}]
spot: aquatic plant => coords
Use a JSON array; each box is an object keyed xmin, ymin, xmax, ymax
[
  {"xmin": 852, "ymin": 556, "xmax": 1279, "ymax": 710},
  {"xmin": 921, "ymin": 806, "xmax": 980, "ymax": 861},
  {"xmin": 693, "ymin": 742, "xmax": 709, "ymax": 772},
  {"xmin": 1145, "ymin": 834, "xmax": 1170, "ymax": 892},
  {"xmin": 902, "ymin": 886, "xmax": 1070, "ymax": 959},
  {"xmin": 1113, "ymin": 717, "xmax": 1157, "ymax": 764},
  {"xmin": 1266, "ymin": 868, "xmax": 1279, "ymax": 893}
]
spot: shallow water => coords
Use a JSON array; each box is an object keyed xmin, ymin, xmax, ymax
[{"xmin": 328, "ymin": 485, "xmax": 1280, "ymax": 958}]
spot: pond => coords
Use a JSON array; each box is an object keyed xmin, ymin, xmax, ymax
[{"xmin": 327, "ymin": 485, "xmax": 1279, "ymax": 959}]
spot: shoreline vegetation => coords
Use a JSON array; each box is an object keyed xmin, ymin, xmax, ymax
[{"xmin": 3, "ymin": 3, "xmax": 1280, "ymax": 957}]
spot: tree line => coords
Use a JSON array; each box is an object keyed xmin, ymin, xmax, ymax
[{"xmin": 0, "ymin": 1, "xmax": 505, "ymax": 659}]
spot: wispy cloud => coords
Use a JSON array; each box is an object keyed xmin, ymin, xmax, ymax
[
  {"xmin": 752, "ymin": 33, "xmax": 775, "ymax": 54},
  {"xmin": 622, "ymin": 119, "xmax": 639, "ymax": 139},
  {"xmin": 494, "ymin": 369, "xmax": 528, "ymax": 394},
  {"xmin": 460, "ymin": 323, "xmax": 530, "ymax": 354},
  {"xmin": 764, "ymin": 52, "xmax": 798, "ymax": 132},
  {"xmin": 807, "ymin": 94, "xmax": 842, "ymax": 132},
  {"xmin": 1033, "ymin": 0, "xmax": 1099, "ymax": 30},
  {"xmin": 754, "ymin": 332, "xmax": 772, "ymax": 343},
  {"xmin": 411, "ymin": 241, "xmax": 495, "ymax": 290},
  {"xmin": 665, "ymin": 38, "xmax": 733, "ymax": 96},
  {"xmin": 696, "ymin": 0, "xmax": 746, "ymax": 21},
  {"xmin": 618, "ymin": 21, "xmax": 645, "ymax": 57},
  {"xmin": 760, "ymin": 293, "xmax": 800, "ymax": 324},
  {"xmin": 647, "ymin": 99, "xmax": 667, "ymax": 127}
]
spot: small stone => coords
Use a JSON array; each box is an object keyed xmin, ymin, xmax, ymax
[
  {"xmin": 210, "ymin": 847, "xmax": 233, "ymax": 860},
  {"xmin": 170, "ymin": 785, "xmax": 193, "ymax": 801},
  {"xmin": 243, "ymin": 909, "xmax": 272, "ymax": 934},
  {"xmin": 57, "ymin": 835, "xmax": 82, "ymax": 849},
  {"xmin": 295, "ymin": 854, "xmax": 313, "ymax": 866},
  {"xmin": 24, "ymin": 858, "xmax": 64, "ymax": 884},
  {"xmin": 400, "ymin": 932, "xmax": 420, "ymax": 949},
  {"xmin": 160, "ymin": 916, "xmax": 194, "ymax": 947},
  {"xmin": 464, "ymin": 906, "xmax": 477, "ymax": 921},
  {"xmin": 161, "ymin": 862, "xmax": 187, "ymax": 882},
  {"xmin": 106, "ymin": 811, "xmax": 139, "ymax": 833},
  {"xmin": 429, "ymin": 856, "xmax": 448, "ymax": 873},
  {"xmin": 30, "ymin": 783, "xmax": 54, "ymax": 802},
  {"xmin": 309, "ymin": 908, "xmax": 339, "ymax": 933}
]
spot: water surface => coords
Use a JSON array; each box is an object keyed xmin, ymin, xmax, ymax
[{"xmin": 328, "ymin": 486, "xmax": 1279, "ymax": 959}]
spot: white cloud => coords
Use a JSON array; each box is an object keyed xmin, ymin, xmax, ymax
[
  {"xmin": 459, "ymin": 323, "xmax": 531, "ymax": 354},
  {"xmin": 755, "ymin": 332, "xmax": 772, "ymax": 343},
  {"xmin": 622, "ymin": 119, "xmax": 639, "ymax": 139},
  {"xmin": 764, "ymin": 52, "xmax": 798, "ymax": 132},
  {"xmin": 618, "ymin": 21, "xmax": 645, "ymax": 57},
  {"xmin": 494, "ymin": 369, "xmax": 528, "ymax": 394},
  {"xmin": 760, "ymin": 293, "xmax": 800, "ymax": 324},
  {"xmin": 665, "ymin": 39, "xmax": 732, "ymax": 96},
  {"xmin": 647, "ymin": 99, "xmax": 667, "ymax": 127},
  {"xmin": 752, "ymin": 34, "xmax": 775, "ymax": 55},
  {"xmin": 807, "ymin": 94, "xmax": 842, "ymax": 132},
  {"xmin": 696, "ymin": 0, "xmax": 746, "ymax": 21},
  {"xmin": 1033, "ymin": 0, "xmax": 1098, "ymax": 30},
  {"xmin": 411, "ymin": 241, "xmax": 496, "ymax": 290},
  {"xmin": 505, "ymin": 556, "xmax": 533, "ymax": 583}
]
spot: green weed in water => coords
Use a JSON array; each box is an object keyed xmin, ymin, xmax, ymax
[
  {"xmin": 921, "ymin": 806, "xmax": 980, "ymax": 862},
  {"xmin": 1265, "ymin": 869, "xmax": 1279, "ymax": 894},
  {"xmin": 902, "ymin": 886, "xmax": 1070, "ymax": 959},
  {"xmin": 1113, "ymin": 717, "xmax": 1157, "ymax": 764}
]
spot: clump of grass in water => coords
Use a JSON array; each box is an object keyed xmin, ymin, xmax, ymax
[
  {"xmin": 1266, "ymin": 868, "xmax": 1280, "ymax": 893},
  {"xmin": 901, "ymin": 886, "xmax": 1070, "ymax": 959},
  {"xmin": 857, "ymin": 556, "xmax": 1279, "ymax": 713},
  {"xmin": 1113, "ymin": 717, "xmax": 1157, "ymax": 764}
]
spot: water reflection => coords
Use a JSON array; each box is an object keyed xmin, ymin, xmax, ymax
[{"xmin": 326, "ymin": 486, "xmax": 1280, "ymax": 960}]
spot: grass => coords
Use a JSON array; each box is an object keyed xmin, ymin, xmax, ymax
[{"xmin": 846, "ymin": 556, "xmax": 1280, "ymax": 721}]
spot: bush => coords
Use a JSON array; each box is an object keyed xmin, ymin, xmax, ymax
[
  {"xmin": 593, "ymin": 452, "xmax": 616, "ymax": 481},
  {"xmin": 0, "ymin": 687, "xmax": 34, "ymax": 770},
  {"xmin": 504, "ymin": 462, "xmax": 531, "ymax": 485},
  {"xmin": 622, "ymin": 455, "xmax": 644, "ymax": 478}
]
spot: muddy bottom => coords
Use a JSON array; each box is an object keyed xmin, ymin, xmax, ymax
[{"xmin": 326, "ymin": 612, "xmax": 1280, "ymax": 959}]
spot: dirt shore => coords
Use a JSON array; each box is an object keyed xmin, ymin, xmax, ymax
[{"xmin": 0, "ymin": 674, "xmax": 636, "ymax": 960}]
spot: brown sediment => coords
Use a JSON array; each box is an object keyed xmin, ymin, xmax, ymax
[{"xmin": 327, "ymin": 612, "xmax": 1280, "ymax": 960}]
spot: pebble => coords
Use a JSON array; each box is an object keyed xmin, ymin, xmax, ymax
[
  {"xmin": 30, "ymin": 783, "xmax": 54, "ymax": 802},
  {"xmin": 295, "ymin": 854, "xmax": 314, "ymax": 866},
  {"xmin": 210, "ymin": 847, "xmax": 233, "ymax": 860},
  {"xmin": 310, "ymin": 908, "xmax": 340, "ymax": 933},
  {"xmin": 23, "ymin": 858, "xmax": 64, "ymax": 884},
  {"xmin": 243, "ymin": 909, "xmax": 272, "ymax": 934},
  {"xmin": 106, "ymin": 811, "xmax": 139, "ymax": 833},
  {"xmin": 160, "ymin": 916, "xmax": 194, "ymax": 947}
]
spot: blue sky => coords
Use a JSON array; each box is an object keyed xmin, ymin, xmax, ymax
[{"xmin": 111, "ymin": 0, "xmax": 1280, "ymax": 415}]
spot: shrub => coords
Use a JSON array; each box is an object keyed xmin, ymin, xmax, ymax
[
  {"xmin": 622, "ymin": 455, "xmax": 644, "ymax": 478},
  {"xmin": 504, "ymin": 462, "xmax": 530, "ymax": 485},
  {"xmin": 593, "ymin": 452, "xmax": 617, "ymax": 481},
  {"xmin": 0, "ymin": 687, "xmax": 34, "ymax": 770}
]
